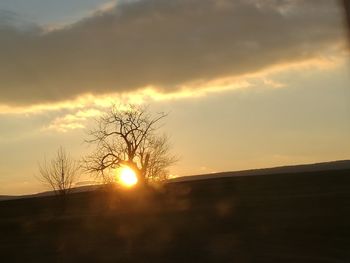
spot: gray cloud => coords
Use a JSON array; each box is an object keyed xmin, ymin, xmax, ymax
[{"xmin": 0, "ymin": 0, "xmax": 345, "ymax": 105}]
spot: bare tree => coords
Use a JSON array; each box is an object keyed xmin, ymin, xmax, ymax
[
  {"xmin": 84, "ymin": 104, "xmax": 177, "ymax": 184},
  {"xmin": 37, "ymin": 147, "xmax": 80, "ymax": 195}
]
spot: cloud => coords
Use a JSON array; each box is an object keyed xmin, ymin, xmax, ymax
[
  {"xmin": 0, "ymin": 51, "xmax": 343, "ymax": 116},
  {"xmin": 42, "ymin": 108, "xmax": 101, "ymax": 132},
  {"xmin": 0, "ymin": 0, "xmax": 345, "ymax": 106}
]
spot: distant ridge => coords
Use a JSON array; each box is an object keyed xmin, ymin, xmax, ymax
[
  {"xmin": 0, "ymin": 185, "xmax": 101, "ymax": 201},
  {"xmin": 1, "ymin": 160, "xmax": 349, "ymax": 201},
  {"xmin": 170, "ymin": 159, "xmax": 350, "ymax": 183}
]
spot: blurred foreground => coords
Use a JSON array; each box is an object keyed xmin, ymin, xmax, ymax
[{"xmin": 0, "ymin": 168, "xmax": 349, "ymax": 262}]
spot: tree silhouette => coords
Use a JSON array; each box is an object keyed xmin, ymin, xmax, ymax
[
  {"xmin": 84, "ymin": 104, "xmax": 177, "ymax": 184},
  {"xmin": 37, "ymin": 147, "xmax": 79, "ymax": 195}
]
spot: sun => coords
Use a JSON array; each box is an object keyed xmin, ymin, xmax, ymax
[{"xmin": 118, "ymin": 166, "xmax": 138, "ymax": 187}]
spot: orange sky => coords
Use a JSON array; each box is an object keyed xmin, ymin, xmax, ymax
[{"xmin": 0, "ymin": 0, "xmax": 349, "ymax": 195}]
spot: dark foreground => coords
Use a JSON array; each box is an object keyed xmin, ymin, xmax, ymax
[{"xmin": 0, "ymin": 169, "xmax": 350, "ymax": 263}]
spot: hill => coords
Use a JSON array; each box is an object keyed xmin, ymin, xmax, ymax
[
  {"xmin": 2, "ymin": 160, "xmax": 349, "ymax": 201},
  {"xmin": 0, "ymin": 184, "xmax": 102, "ymax": 201},
  {"xmin": 0, "ymin": 166, "xmax": 349, "ymax": 262},
  {"xmin": 171, "ymin": 159, "xmax": 350, "ymax": 182}
]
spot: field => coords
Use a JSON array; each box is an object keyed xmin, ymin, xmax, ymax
[{"xmin": 0, "ymin": 169, "xmax": 349, "ymax": 262}]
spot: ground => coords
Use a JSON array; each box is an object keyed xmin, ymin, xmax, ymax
[{"xmin": 0, "ymin": 169, "xmax": 349, "ymax": 262}]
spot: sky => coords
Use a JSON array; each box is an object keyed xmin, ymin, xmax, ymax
[{"xmin": 0, "ymin": 0, "xmax": 349, "ymax": 195}]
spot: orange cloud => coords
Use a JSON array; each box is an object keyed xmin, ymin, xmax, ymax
[{"xmin": 0, "ymin": 0, "xmax": 346, "ymax": 106}]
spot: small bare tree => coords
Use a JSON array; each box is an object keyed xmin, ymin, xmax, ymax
[
  {"xmin": 84, "ymin": 104, "xmax": 177, "ymax": 184},
  {"xmin": 38, "ymin": 147, "xmax": 79, "ymax": 195}
]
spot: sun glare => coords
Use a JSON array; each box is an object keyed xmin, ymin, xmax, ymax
[{"xmin": 118, "ymin": 167, "xmax": 138, "ymax": 187}]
